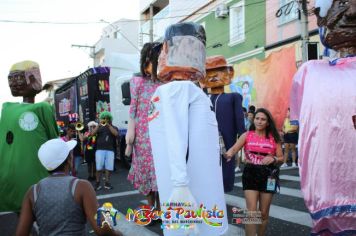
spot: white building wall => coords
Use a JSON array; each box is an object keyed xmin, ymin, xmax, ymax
[
  {"xmin": 169, "ymin": 0, "xmax": 212, "ymax": 24},
  {"xmin": 94, "ymin": 19, "xmax": 139, "ymax": 66},
  {"xmin": 139, "ymin": 0, "xmax": 212, "ymax": 45}
]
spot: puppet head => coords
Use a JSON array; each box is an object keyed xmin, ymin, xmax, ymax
[
  {"xmin": 8, "ymin": 60, "xmax": 42, "ymax": 102},
  {"xmin": 200, "ymin": 55, "xmax": 234, "ymax": 94},
  {"xmin": 157, "ymin": 22, "xmax": 206, "ymax": 82},
  {"xmin": 315, "ymin": 0, "xmax": 356, "ymax": 55}
]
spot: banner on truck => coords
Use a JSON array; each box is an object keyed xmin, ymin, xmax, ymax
[{"xmin": 55, "ymin": 84, "xmax": 78, "ymax": 124}]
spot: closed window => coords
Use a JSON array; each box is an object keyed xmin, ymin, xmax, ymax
[{"xmin": 229, "ymin": 0, "xmax": 245, "ymax": 46}]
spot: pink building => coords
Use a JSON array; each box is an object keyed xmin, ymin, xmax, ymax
[{"xmin": 265, "ymin": 0, "xmax": 323, "ymax": 64}]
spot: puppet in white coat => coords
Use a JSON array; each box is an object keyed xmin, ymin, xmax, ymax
[{"xmin": 148, "ymin": 22, "xmax": 228, "ymax": 236}]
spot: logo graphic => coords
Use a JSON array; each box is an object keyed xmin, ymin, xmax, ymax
[
  {"xmin": 232, "ymin": 207, "xmax": 239, "ymax": 214},
  {"xmin": 126, "ymin": 203, "xmax": 224, "ymax": 229},
  {"xmin": 19, "ymin": 112, "xmax": 39, "ymax": 131},
  {"xmin": 231, "ymin": 207, "xmax": 262, "ymax": 225},
  {"xmin": 96, "ymin": 202, "xmax": 120, "ymax": 228},
  {"xmin": 126, "ymin": 205, "xmax": 160, "ymax": 226},
  {"xmin": 148, "ymin": 96, "xmax": 160, "ymax": 122}
]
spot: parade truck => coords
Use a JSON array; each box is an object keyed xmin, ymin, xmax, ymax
[
  {"xmin": 54, "ymin": 53, "xmax": 139, "ymax": 168},
  {"xmin": 106, "ymin": 52, "xmax": 140, "ymax": 168},
  {"xmin": 54, "ymin": 67, "xmax": 111, "ymax": 126}
]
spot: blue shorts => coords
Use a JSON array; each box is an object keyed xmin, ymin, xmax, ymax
[{"xmin": 95, "ymin": 150, "xmax": 114, "ymax": 171}]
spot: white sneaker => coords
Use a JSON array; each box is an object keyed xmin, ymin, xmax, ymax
[
  {"xmin": 281, "ymin": 163, "xmax": 288, "ymax": 168},
  {"xmin": 292, "ymin": 163, "xmax": 297, "ymax": 168},
  {"xmin": 235, "ymin": 167, "xmax": 241, "ymax": 172}
]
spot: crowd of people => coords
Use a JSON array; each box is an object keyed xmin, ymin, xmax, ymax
[
  {"xmin": 1, "ymin": 1, "xmax": 355, "ymax": 235},
  {"xmin": 1, "ymin": 38, "xmax": 299, "ymax": 236},
  {"xmin": 43, "ymin": 103, "xmax": 297, "ymax": 236},
  {"xmin": 58, "ymin": 111, "xmax": 119, "ymax": 191}
]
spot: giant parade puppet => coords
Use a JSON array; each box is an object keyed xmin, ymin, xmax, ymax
[
  {"xmin": 148, "ymin": 23, "xmax": 228, "ymax": 235},
  {"xmin": 199, "ymin": 55, "xmax": 245, "ymax": 192},
  {"xmin": 0, "ymin": 61, "xmax": 59, "ymax": 212},
  {"xmin": 290, "ymin": 0, "xmax": 356, "ymax": 235}
]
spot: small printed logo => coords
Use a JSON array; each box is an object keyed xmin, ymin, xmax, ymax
[
  {"xmin": 232, "ymin": 218, "xmax": 242, "ymax": 224},
  {"xmin": 148, "ymin": 96, "xmax": 160, "ymax": 122},
  {"xmin": 19, "ymin": 112, "xmax": 39, "ymax": 131},
  {"xmin": 96, "ymin": 202, "xmax": 120, "ymax": 229},
  {"xmin": 232, "ymin": 207, "xmax": 262, "ymax": 225},
  {"xmin": 232, "ymin": 207, "xmax": 240, "ymax": 214}
]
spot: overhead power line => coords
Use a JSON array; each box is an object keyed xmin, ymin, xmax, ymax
[
  {"xmin": 0, "ymin": 19, "xmax": 104, "ymax": 24},
  {"xmin": 0, "ymin": 0, "xmax": 266, "ymax": 25}
]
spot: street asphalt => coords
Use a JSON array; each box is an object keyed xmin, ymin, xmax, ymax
[{"xmin": 0, "ymin": 159, "xmax": 311, "ymax": 236}]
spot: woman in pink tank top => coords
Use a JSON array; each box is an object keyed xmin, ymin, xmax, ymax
[{"xmin": 225, "ymin": 108, "xmax": 283, "ymax": 236}]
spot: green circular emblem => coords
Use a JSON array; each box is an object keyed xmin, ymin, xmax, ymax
[{"xmin": 19, "ymin": 111, "xmax": 39, "ymax": 131}]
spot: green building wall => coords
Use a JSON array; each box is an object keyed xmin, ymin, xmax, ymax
[{"xmin": 198, "ymin": 0, "xmax": 266, "ymax": 63}]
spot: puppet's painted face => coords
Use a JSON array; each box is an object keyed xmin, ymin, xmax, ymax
[
  {"xmin": 8, "ymin": 71, "xmax": 37, "ymax": 97},
  {"xmin": 200, "ymin": 67, "xmax": 233, "ymax": 89},
  {"xmin": 316, "ymin": 0, "xmax": 356, "ymax": 51}
]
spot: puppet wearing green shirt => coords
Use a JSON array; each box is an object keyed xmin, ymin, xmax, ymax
[{"xmin": 0, "ymin": 61, "xmax": 59, "ymax": 212}]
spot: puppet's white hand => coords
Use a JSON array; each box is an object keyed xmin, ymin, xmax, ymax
[{"xmin": 168, "ymin": 186, "xmax": 199, "ymax": 235}]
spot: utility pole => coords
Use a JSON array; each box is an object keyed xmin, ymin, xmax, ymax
[
  {"xmin": 300, "ymin": 0, "xmax": 309, "ymax": 63},
  {"xmin": 149, "ymin": 4, "xmax": 154, "ymax": 42}
]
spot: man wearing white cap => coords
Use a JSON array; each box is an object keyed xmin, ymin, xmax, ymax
[{"xmin": 15, "ymin": 138, "xmax": 122, "ymax": 236}]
